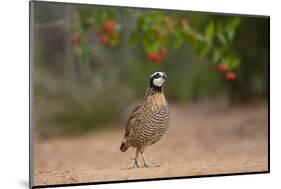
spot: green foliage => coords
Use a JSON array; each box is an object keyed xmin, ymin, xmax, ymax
[{"xmin": 72, "ymin": 7, "xmax": 241, "ymax": 73}]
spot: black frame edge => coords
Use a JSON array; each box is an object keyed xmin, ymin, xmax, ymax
[{"xmin": 32, "ymin": 171, "xmax": 269, "ymax": 189}]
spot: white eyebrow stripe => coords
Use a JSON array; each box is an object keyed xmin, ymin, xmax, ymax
[{"xmin": 151, "ymin": 72, "xmax": 163, "ymax": 78}]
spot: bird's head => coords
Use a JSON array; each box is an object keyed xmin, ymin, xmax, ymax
[{"xmin": 149, "ymin": 71, "xmax": 168, "ymax": 90}]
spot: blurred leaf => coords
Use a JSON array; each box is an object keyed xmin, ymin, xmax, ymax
[
  {"xmin": 143, "ymin": 38, "xmax": 158, "ymax": 52},
  {"xmin": 205, "ymin": 21, "xmax": 215, "ymax": 41},
  {"xmin": 216, "ymin": 22, "xmax": 226, "ymax": 45},
  {"xmin": 110, "ymin": 39, "xmax": 120, "ymax": 47},
  {"xmin": 226, "ymin": 18, "xmax": 240, "ymax": 41},
  {"xmin": 217, "ymin": 32, "xmax": 227, "ymax": 45},
  {"xmin": 223, "ymin": 55, "xmax": 240, "ymax": 69},
  {"xmin": 212, "ymin": 49, "xmax": 221, "ymax": 63},
  {"xmin": 228, "ymin": 18, "xmax": 241, "ymax": 30},
  {"xmin": 173, "ymin": 32, "xmax": 184, "ymax": 49},
  {"xmin": 226, "ymin": 29, "xmax": 235, "ymax": 41}
]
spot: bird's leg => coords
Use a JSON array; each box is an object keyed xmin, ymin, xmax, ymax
[
  {"xmin": 131, "ymin": 148, "xmax": 140, "ymax": 168},
  {"xmin": 140, "ymin": 150, "xmax": 149, "ymax": 168},
  {"xmin": 140, "ymin": 148, "xmax": 160, "ymax": 168}
]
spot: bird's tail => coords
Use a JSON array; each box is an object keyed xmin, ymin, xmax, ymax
[{"xmin": 120, "ymin": 141, "xmax": 128, "ymax": 152}]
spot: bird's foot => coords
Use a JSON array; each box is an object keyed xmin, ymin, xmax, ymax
[{"xmin": 130, "ymin": 158, "xmax": 140, "ymax": 168}]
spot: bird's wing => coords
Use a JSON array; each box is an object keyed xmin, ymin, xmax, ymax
[{"xmin": 124, "ymin": 102, "xmax": 142, "ymax": 137}]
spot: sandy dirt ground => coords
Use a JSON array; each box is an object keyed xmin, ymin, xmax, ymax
[{"xmin": 33, "ymin": 102, "xmax": 268, "ymax": 186}]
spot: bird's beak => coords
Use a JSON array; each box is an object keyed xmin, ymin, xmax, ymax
[{"xmin": 162, "ymin": 72, "xmax": 167, "ymax": 80}]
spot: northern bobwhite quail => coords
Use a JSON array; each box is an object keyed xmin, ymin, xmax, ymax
[{"xmin": 120, "ymin": 71, "xmax": 169, "ymax": 168}]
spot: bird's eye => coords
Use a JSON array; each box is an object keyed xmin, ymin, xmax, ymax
[{"xmin": 156, "ymin": 73, "xmax": 160, "ymax": 77}]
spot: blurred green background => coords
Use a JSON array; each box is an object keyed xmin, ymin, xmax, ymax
[{"xmin": 33, "ymin": 2, "xmax": 269, "ymax": 138}]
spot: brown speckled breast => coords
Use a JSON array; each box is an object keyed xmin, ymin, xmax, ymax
[{"xmin": 128, "ymin": 92, "xmax": 169, "ymax": 148}]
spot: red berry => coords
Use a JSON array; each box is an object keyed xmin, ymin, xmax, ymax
[
  {"xmin": 100, "ymin": 34, "xmax": 110, "ymax": 46},
  {"xmin": 216, "ymin": 63, "xmax": 229, "ymax": 72},
  {"xmin": 71, "ymin": 33, "xmax": 81, "ymax": 46},
  {"xmin": 148, "ymin": 52, "xmax": 162, "ymax": 62},
  {"xmin": 103, "ymin": 20, "xmax": 115, "ymax": 34},
  {"xmin": 160, "ymin": 47, "xmax": 168, "ymax": 56},
  {"xmin": 225, "ymin": 72, "xmax": 237, "ymax": 81},
  {"xmin": 180, "ymin": 18, "xmax": 189, "ymax": 28}
]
